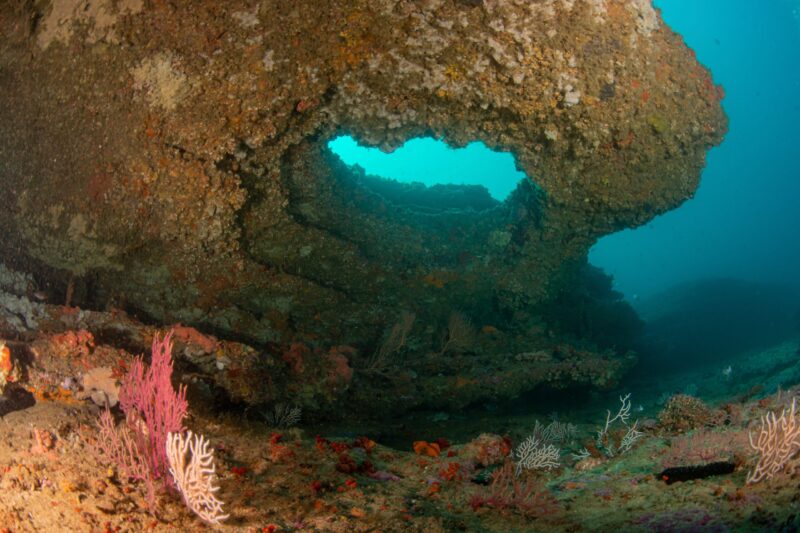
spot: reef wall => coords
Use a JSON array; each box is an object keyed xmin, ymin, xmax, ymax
[{"xmin": 0, "ymin": 0, "xmax": 725, "ymax": 416}]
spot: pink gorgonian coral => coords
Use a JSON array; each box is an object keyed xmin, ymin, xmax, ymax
[
  {"xmin": 119, "ymin": 330, "xmax": 188, "ymax": 484},
  {"xmin": 93, "ymin": 330, "xmax": 188, "ymax": 514}
]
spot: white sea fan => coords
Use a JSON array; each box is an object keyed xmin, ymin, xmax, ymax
[
  {"xmin": 166, "ymin": 431, "xmax": 229, "ymax": 524},
  {"xmin": 264, "ymin": 403, "xmax": 302, "ymax": 429},
  {"xmin": 619, "ymin": 421, "xmax": 644, "ymax": 454},
  {"xmin": 596, "ymin": 393, "xmax": 640, "ymax": 457},
  {"xmin": 747, "ymin": 398, "xmax": 800, "ymax": 484},
  {"xmin": 514, "ymin": 435, "xmax": 560, "ymax": 477},
  {"xmin": 532, "ymin": 419, "xmax": 577, "ymax": 444}
]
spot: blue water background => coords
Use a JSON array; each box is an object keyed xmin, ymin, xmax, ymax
[{"xmin": 590, "ymin": 0, "xmax": 800, "ymax": 300}]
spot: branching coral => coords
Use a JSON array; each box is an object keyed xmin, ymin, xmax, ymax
[
  {"xmin": 118, "ymin": 331, "xmax": 188, "ymax": 483},
  {"xmin": 513, "ymin": 435, "xmax": 560, "ymax": 476},
  {"xmin": 91, "ymin": 330, "xmax": 187, "ymax": 514},
  {"xmin": 366, "ymin": 311, "xmax": 415, "ymax": 372},
  {"xmin": 471, "ymin": 462, "xmax": 560, "ymax": 518},
  {"xmin": 166, "ymin": 430, "xmax": 229, "ymax": 524},
  {"xmin": 437, "ymin": 311, "xmax": 476, "ymax": 356},
  {"xmin": 595, "ymin": 393, "xmax": 643, "ymax": 457},
  {"xmin": 747, "ymin": 398, "xmax": 800, "ymax": 484}
]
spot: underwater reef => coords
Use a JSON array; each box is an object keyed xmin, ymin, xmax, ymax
[
  {"xmin": 1, "ymin": 302, "xmax": 800, "ymax": 531},
  {"xmin": 9, "ymin": 3, "xmax": 800, "ymax": 532},
  {"xmin": 0, "ymin": 0, "xmax": 724, "ymax": 418}
]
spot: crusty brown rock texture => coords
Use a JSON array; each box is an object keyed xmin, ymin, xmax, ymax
[{"xmin": 0, "ymin": 0, "xmax": 725, "ymax": 416}]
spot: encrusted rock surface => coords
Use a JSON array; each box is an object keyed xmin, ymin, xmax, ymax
[{"xmin": 0, "ymin": 0, "xmax": 725, "ymax": 415}]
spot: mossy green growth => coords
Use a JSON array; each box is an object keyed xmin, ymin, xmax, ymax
[{"xmin": 647, "ymin": 113, "xmax": 670, "ymax": 134}]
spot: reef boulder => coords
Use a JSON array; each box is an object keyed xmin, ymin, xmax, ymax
[{"xmin": 0, "ymin": 0, "xmax": 725, "ymax": 417}]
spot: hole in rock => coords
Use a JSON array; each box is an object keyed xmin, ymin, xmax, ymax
[{"xmin": 327, "ymin": 135, "xmax": 527, "ymax": 209}]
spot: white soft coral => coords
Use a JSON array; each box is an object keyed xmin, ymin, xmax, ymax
[
  {"xmin": 166, "ymin": 431, "xmax": 229, "ymax": 524},
  {"xmin": 747, "ymin": 398, "xmax": 800, "ymax": 484}
]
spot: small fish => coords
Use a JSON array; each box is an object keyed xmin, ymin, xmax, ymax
[{"xmin": 722, "ymin": 365, "xmax": 732, "ymax": 379}]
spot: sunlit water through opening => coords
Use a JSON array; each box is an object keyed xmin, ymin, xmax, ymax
[{"xmin": 327, "ymin": 135, "xmax": 526, "ymax": 202}]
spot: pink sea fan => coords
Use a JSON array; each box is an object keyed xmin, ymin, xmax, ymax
[
  {"xmin": 470, "ymin": 461, "xmax": 561, "ymax": 518},
  {"xmin": 660, "ymin": 429, "xmax": 748, "ymax": 469},
  {"xmin": 95, "ymin": 406, "xmax": 157, "ymax": 509},
  {"xmin": 118, "ymin": 330, "xmax": 188, "ymax": 484}
]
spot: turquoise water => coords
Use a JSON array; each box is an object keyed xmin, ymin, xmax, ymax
[
  {"xmin": 593, "ymin": 0, "xmax": 800, "ymax": 300},
  {"xmin": 327, "ymin": 136, "xmax": 525, "ymax": 202}
]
